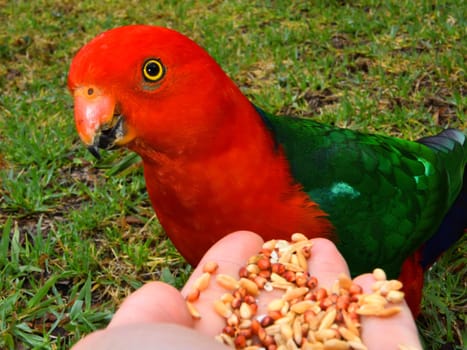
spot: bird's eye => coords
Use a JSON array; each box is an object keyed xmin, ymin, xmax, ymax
[{"xmin": 142, "ymin": 59, "xmax": 165, "ymax": 82}]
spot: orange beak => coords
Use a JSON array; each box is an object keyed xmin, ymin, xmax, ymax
[{"xmin": 73, "ymin": 86, "xmax": 128, "ymax": 159}]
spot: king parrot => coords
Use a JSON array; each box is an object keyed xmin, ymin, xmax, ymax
[{"xmin": 68, "ymin": 25, "xmax": 466, "ymax": 315}]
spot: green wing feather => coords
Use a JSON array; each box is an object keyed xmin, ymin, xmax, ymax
[{"xmin": 258, "ymin": 107, "xmax": 466, "ymax": 278}]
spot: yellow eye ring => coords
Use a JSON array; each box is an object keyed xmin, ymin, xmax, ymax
[{"xmin": 142, "ymin": 59, "xmax": 165, "ymax": 82}]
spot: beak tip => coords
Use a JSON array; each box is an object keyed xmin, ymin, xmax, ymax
[{"xmin": 87, "ymin": 145, "xmax": 101, "ymax": 160}]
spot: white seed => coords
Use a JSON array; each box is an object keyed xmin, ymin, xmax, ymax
[
  {"xmin": 280, "ymin": 323, "xmax": 293, "ymax": 340},
  {"xmin": 342, "ymin": 311, "xmax": 360, "ymax": 336},
  {"xmin": 296, "ymin": 248, "xmax": 309, "ymax": 272},
  {"xmin": 290, "ymin": 300, "xmax": 314, "ymax": 314},
  {"xmin": 283, "ymin": 287, "xmax": 309, "ymax": 301},
  {"xmin": 290, "ymin": 253, "xmax": 300, "ymax": 267},
  {"xmin": 186, "ymin": 301, "xmax": 201, "ymax": 320},
  {"xmin": 271, "ymin": 273, "xmax": 289, "ymax": 284},
  {"xmin": 227, "ymin": 313, "xmax": 239, "ymax": 327},
  {"xmin": 283, "ymin": 262, "xmax": 305, "ymax": 272},
  {"xmin": 375, "ymin": 306, "xmax": 402, "ymax": 317},
  {"xmin": 262, "ymin": 239, "xmax": 277, "ymax": 251},
  {"xmin": 216, "ymin": 274, "xmax": 239, "ymax": 290},
  {"xmin": 348, "ymin": 340, "xmax": 368, "ymax": 350},
  {"xmin": 338, "ymin": 326, "xmax": 360, "ymax": 342},
  {"xmin": 246, "ymin": 263, "xmax": 261, "ymax": 274},
  {"xmin": 202, "ymin": 261, "xmax": 219, "ymax": 274},
  {"xmin": 287, "ymin": 337, "xmax": 299, "ymax": 350},
  {"xmin": 239, "ymin": 277, "xmax": 260, "ymax": 296},
  {"xmin": 360, "ymin": 293, "xmax": 388, "ymax": 307},
  {"xmin": 318, "ymin": 308, "xmax": 337, "ymax": 331},
  {"xmin": 386, "ymin": 280, "xmax": 404, "ymax": 291},
  {"xmin": 193, "ymin": 272, "xmax": 211, "ymax": 292},
  {"xmin": 316, "ymin": 329, "xmax": 338, "ymax": 341},
  {"xmin": 323, "ymin": 338, "xmax": 350, "ymax": 349},
  {"xmin": 372, "ymin": 268, "xmax": 387, "ymax": 281},
  {"xmin": 386, "ymin": 290, "xmax": 405, "ymax": 303},
  {"xmin": 268, "ymin": 298, "xmax": 286, "ymax": 312},
  {"xmin": 213, "ymin": 300, "xmax": 232, "ymax": 318},
  {"xmin": 293, "ymin": 315, "xmax": 303, "ymax": 345},
  {"xmin": 264, "ymin": 282, "xmax": 274, "ymax": 292},
  {"xmin": 215, "ymin": 333, "xmax": 234, "ymax": 346},
  {"xmin": 337, "ymin": 273, "xmax": 352, "ymax": 290},
  {"xmin": 239, "ymin": 302, "xmax": 253, "ymax": 319},
  {"xmin": 356, "ymin": 304, "xmax": 384, "ymax": 316},
  {"xmin": 220, "ymin": 293, "xmax": 234, "ymax": 304},
  {"xmin": 291, "ymin": 233, "xmax": 309, "ymax": 242}
]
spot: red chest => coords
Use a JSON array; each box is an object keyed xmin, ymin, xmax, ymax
[{"xmin": 141, "ymin": 149, "xmax": 332, "ymax": 265}]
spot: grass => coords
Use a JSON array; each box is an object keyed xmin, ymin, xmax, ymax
[{"xmin": 0, "ymin": 0, "xmax": 465, "ymax": 348}]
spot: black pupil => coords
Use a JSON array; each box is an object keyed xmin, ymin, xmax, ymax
[{"xmin": 146, "ymin": 62, "xmax": 160, "ymax": 77}]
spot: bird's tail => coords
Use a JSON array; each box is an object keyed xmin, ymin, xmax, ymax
[
  {"xmin": 399, "ymin": 129, "xmax": 466, "ymax": 316},
  {"xmin": 417, "ymin": 129, "xmax": 467, "ymax": 268}
]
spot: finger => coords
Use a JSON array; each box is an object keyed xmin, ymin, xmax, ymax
[
  {"xmin": 72, "ymin": 323, "xmax": 229, "ymax": 350},
  {"xmin": 108, "ymin": 281, "xmax": 194, "ymax": 329},
  {"xmin": 354, "ymin": 274, "xmax": 422, "ymax": 350},
  {"xmin": 307, "ymin": 238, "xmax": 350, "ymax": 289},
  {"xmin": 182, "ymin": 231, "xmax": 264, "ymax": 336}
]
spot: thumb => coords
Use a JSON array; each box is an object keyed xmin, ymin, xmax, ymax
[{"xmin": 108, "ymin": 281, "xmax": 194, "ymax": 328}]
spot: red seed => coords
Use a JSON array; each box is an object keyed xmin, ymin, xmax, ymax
[
  {"xmin": 336, "ymin": 294, "xmax": 350, "ymax": 310},
  {"xmin": 301, "ymin": 245, "xmax": 311, "ymax": 258},
  {"xmin": 268, "ymin": 310, "xmax": 283, "ymax": 320},
  {"xmin": 233, "ymin": 288, "xmax": 247, "ymax": 299},
  {"xmin": 304, "ymin": 309, "xmax": 317, "ymax": 323},
  {"xmin": 283, "ymin": 270, "xmax": 296, "ymax": 282},
  {"xmin": 259, "ymin": 248, "xmax": 272, "ymax": 257},
  {"xmin": 349, "ymin": 283, "xmax": 363, "ymax": 296},
  {"xmin": 244, "ymin": 294, "xmax": 256, "ymax": 305},
  {"xmin": 320, "ymin": 297, "xmax": 334, "ymax": 310},
  {"xmin": 257, "ymin": 257, "xmax": 272, "ymax": 271},
  {"xmin": 350, "ymin": 312, "xmax": 360, "ymax": 322},
  {"xmin": 238, "ymin": 266, "xmax": 249, "ymax": 279},
  {"xmin": 258, "ymin": 270, "xmax": 271, "ymax": 279},
  {"xmin": 249, "ymin": 303, "xmax": 258, "ymax": 314},
  {"xmin": 254, "ymin": 275, "xmax": 268, "ymax": 289},
  {"xmin": 222, "ymin": 325, "xmax": 236, "ymax": 337},
  {"xmin": 251, "ymin": 319, "xmax": 261, "ymax": 334},
  {"xmin": 260, "ymin": 315, "xmax": 275, "ymax": 327},
  {"xmin": 271, "ymin": 263, "xmax": 286, "ymax": 275},
  {"xmin": 238, "ymin": 328, "xmax": 253, "ymax": 339},
  {"xmin": 295, "ymin": 274, "xmax": 308, "ymax": 287},
  {"xmin": 234, "ymin": 334, "xmax": 246, "ymax": 348},
  {"xmin": 306, "ymin": 276, "xmax": 318, "ymax": 289},
  {"xmin": 263, "ymin": 335, "xmax": 276, "ymax": 348},
  {"xmin": 231, "ymin": 297, "xmax": 242, "ymax": 309},
  {"xmin": 314, "ymin": 287, "xmax": 328, "ymax": 301},
  {"xmin": 335, "ymin": 310, "xmax": 344, "ymax": 324}
]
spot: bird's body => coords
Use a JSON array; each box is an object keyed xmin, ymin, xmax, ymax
[
  {"xmin": 259, "ymin": 110, "xmax": 466, "ymax": 278},
  {"xmin": 68, "ymin": 25, "xmax": 466, "ymax": 314}
]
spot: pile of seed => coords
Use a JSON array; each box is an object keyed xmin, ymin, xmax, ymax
[{"xmin": 186, "ymin": 233, "xmax": 405, "ymax": 350}]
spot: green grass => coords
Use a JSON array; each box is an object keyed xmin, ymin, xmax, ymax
[{"xmin": 0, "ymin": 1, "xmax": 465, "ymax": 348}]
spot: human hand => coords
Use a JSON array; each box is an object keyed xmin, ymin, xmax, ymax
[{"xmin": 72, "ymin": 231, "xmax": 422, "ymax": 349}]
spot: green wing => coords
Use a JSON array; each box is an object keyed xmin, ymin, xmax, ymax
[{"xmin": 259, "ymin": 108, "xmax": 466, "ymax": 278}]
